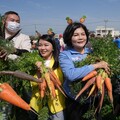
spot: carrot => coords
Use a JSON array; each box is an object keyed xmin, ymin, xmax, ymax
[
  {"xmin": 86, "ymin": 83, "xmax": 96, "ymax": 99},
  {"xmin": 96, "ymin": 75, "xmax": 102, "ymax": 90},
  {"xmin": 95, "ymin": 83, "xmax": 105, "ymax": 114},
  {"xmin": 50, "ymin": 80, "xmax": 56, "ymax": 99},
  {"xmin": 75, "ymin": 76, "xmax": 96, "ymax": 100},
  {"xmin": 82, "ymin": 70, "xmax": 97, "ymax": 81},
  {"xmin": 55, "ymin": 84, "xmax": 67, "ymax": 98},
  {"xmin": 49, "ymin": 73, "xmax": 67, "ymax": 98},
  {"xmin": 104, "ymin": 77, "xmax": 112, "ymax": 92},
  {"xmin": 104, "ymin": 77, "xmax": 113, "ymax": 105},
  {"xmin": 80, "ymin": 16, "xmax": 86, "ymax": 23},
  {"xmin": 38, "ymin": 78, "xmax": 47, "ymax": 98},
  {"xmin": 98, "ymin": 83, "xmax": 105, "ymax": 112},
  {"xmin": 108, "ymin": 91, "xmax": 113, "ymax": 105},
  {"xmin": 0, "ymin": 70, "xmax": 42, "ymax": 83},
  {"xmin": 44, "ymin": 72, "xmax": 56, "ymax": 99},
  {"xmin": 0, "ymin": 83, "xmax": 31, "ymax": 111},
  {"xmin": 49, "ymin": 70, "xmax": 61, "ymax": 86}
]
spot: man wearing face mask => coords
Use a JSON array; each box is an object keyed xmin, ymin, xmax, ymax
[
  {"xmin": 0, "ymin": 11, "xmax": 32, "ymax": 120},
  {"xmin": 0, "ymin": 11, "xmax": 31, "ymax": 60}
]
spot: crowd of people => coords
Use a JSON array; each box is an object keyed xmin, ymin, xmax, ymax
[{"xmin": 0, "ymin": 10, "xmax": 119, "ymax": 120}]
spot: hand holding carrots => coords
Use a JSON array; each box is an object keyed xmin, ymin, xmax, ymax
[
  {"xmin": 35, "ymin": 61, "xmax": 43, "ymax": 73},
  {"xmin": 36, "ymin": 63, "xmax": 66, "ymax": 99},
  {"xmin": 93, "ymin": 61, "xmax": 110, "ymax": 74}
]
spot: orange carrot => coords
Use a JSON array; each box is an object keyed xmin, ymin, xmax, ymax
[
  {"xmin": 104, "ymin": 77, "xmax": 113, "ymax": 105},
  {"xmin": 44, "ymin": 72, "xmax": 56, "ymax": 99},
  {"xmin": 95, "ymin": 83, "xmax": 105, "ymax": 114},
  {"xmin": 50, "ymin": 80, "xmax": 56, "ymax": 99},
  {"xmin": 38, "ymin": 78, "xmax": 47, "ymax": 98},
  {"xmin": 104, "ymin": 77, "xmax": 112, "ymax": 92},
  {"xmin": 98, "ymin": 83, "xmax": 105, "ymax": 112},
  {"xmin": 49, "ymin": 70, "xmax": 62, "ymax": 86},
  {"xmin": 96, "ymin": 75, "xmax": 102, "ymax": 90},
  {"xmin": 108, "ymin": 91, "xmax": 113, "ymax": 106},
  {"xmin": 82, "ymin": 70, "xmax": 97, "ymax": 81},
  {"xmin": 80, "ymin": 16, "xmax": 86, "ymax": 23},
  {"xmin": 0, "ymin": 83, "xmax": 31, "ymax": 111},
  {"xmin": 86, "ymin": 83, "xmax": 96, "ymax": 99},
  {"xmin": 75, "ymin": 76, "xmax": 96, "ymax": 100},
  {"xmin": 49, "ymin": 73, "xmax": 67, "ymax": 98}
]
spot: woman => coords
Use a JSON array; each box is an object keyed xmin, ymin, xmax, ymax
[
  {"xmin": 30, "ymin": 34, "xmax": 66, "ymax": 120},
  {"xmin": 59, "ymin": 22, "xmax": 110, "ymax": 120}
]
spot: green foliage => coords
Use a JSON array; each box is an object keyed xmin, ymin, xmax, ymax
[
  {"xmin": 101, "ymin": 104, "xmax": 113, "ymax": 119},
  {"xmin": 14, "ymin": 51, "xmax": 44, "ymax": 75},
  {"xmin": 66, "ymin": 17, "xmax": 70, "ymax": 20},
  {"xmin": 48, "ymin": 28, "xmax": 53, "ymax": 32},
  {"xmin": 82, "ymin": 109, "xmax": 96, "ymax": 120},
  {"xmin": 82, "ymin": 15, "xmax": 86, "ymax": 19},
  {"xmin": 0, "ymin": 38, "xmax": 16, "ymax": 54},
  {"xmin": 38, "ymin": 106, "xmax": 49, "ymax": 120},
  {"xmin": 0, "ymin": 112, "xmax": 3, "ymax": 120},
  {"xmin": 90, "ymin": 37, "xmax": 120, "ymax": 76}
]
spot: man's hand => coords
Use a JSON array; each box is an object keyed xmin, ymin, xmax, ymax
[{"xmin": 0, "ymin": 49, "xmax": 8, "ymax": 60}]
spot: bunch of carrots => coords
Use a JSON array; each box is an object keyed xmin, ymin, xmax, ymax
[
  {"xmin": 36, "ymin": 62, "xmax": 66, "ymax": 99},
  {"xmin": 75, "ymin": 69, "xmax": 113, "ymax": 113}
]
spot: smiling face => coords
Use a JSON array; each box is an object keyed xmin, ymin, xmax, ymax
[
  {"xmin": 71, "ymin": 27, "xmax": 87, "ymax": 53},
  {"xmin": 38, "ymin": 39, "xmax": 53, "ymax": 60}
]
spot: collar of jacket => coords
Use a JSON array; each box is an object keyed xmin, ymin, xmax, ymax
[{"xmin": 68, "ymin": 47, "xmax": 91, "ymax": 54}]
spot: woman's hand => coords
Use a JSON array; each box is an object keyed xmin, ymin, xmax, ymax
[
  {"xmin": 93, "ymin": 61, "xmax": 110, "ymax": 74},
  {"xmin": 35, "ymin": 61, "xmax": 43, "ymax": 73}
]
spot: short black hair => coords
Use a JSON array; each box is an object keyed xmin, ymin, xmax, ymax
[
  {"xmin": 63, "ymin": 22, "xmax": 89, "ymax": 47},
  {"xmin": 3, "ymin": 11, "xmax": 20, "ymax": 20},
  {"xmin": 38, "ymin": 34, "xmax": 59, "ymax": 70}
]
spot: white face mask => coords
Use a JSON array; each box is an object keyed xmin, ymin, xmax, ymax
[{"xmin": 6, "ymin": 21, "xmax": 20, "ymax": 33}]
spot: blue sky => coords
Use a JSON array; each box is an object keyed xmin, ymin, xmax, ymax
[{"xmin": 1, "ymin": 0, "xmax": 120, "ymax": 35}]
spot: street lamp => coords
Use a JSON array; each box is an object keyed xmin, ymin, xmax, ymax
[{"xmin": 104, "ymin": 20, "xmax": 108, "ymax": 37}]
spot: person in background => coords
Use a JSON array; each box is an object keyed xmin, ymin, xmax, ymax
[
  {"xmin": 30, "ymin": 34, "xmax": 66, "ymax": 120},
  {"xmin": 113, "ymin": 36, "xmax": 120, "ymax": 115},
  {"xmin": 47, "ymin": 28, "xmax": 60, "ymax": 51},
  {"xmin": 59, "ymin": 22, "xmax": 110, "ymax": 120},
  {"xmin": 59, "ymin": 34, "xmax": 66, "ymax": 51},
  {"xmin": 47, "ymin": 28, "xmax": 53, "ymax": 35},
  {"xmin": 113, "ymin": 36, "xmax": 120, "ymax": 49},
  {"xmin": 0, "ymin": 11, "xmax": 31, "ymax": 60},
  {"xmin": 31, "ymin": 39, "xmax": 38, "ymax": 51}
]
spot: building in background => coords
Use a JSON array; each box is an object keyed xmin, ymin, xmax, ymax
[{"xmin": 95, "ymin": 26, "xmax": 120, "ymax": 37}]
